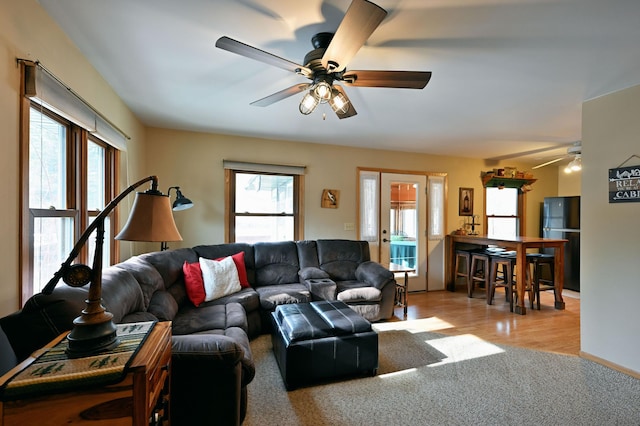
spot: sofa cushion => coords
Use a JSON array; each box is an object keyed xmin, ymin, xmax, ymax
[
  {"xmin": 148, "ymin": 290, "xmax": 179, "ymax": 321},
  {"xmin": 337, "ymin": 287, "xmax": 382, "ymax": 303},
  {"xmin": 316, "ymin": 240, "xmax": 371, "ymax": 281},
  {"xmin": 254, "ymin": 241, "xmax": 300, "ymax": 286},
  {"xmin": 115, "ymin": 257, "xmax": 164, "ymax": 310},
  {"xmin": 200, "ymin": 256, "xmax": 242, "ymax": 301},
  {"xmin": 255, "ymin": 284, "xmax": 310, "ymax": 310},
  {"xmin": 183, "ymin": 261, "xmax": 206, "ymax": 306},
  {"xmin": 222, "ymin": 252, "xmax": 250, "ymax": 288},
  {"xmin": 172, "ymin": 302, "xmax": 248, "ymax": 336}
]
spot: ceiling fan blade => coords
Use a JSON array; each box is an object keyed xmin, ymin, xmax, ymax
[
  {"xmin": 250, "ymin": 83, "xmax": 311, "ymax": 107},
  {"xmin": 216, "ymin": 36, "xmax": 311, "ymax": 77},
  {"xmin": 343, "ymin": 70, "xmax": 432, "ymax": 89},
  {"xmin": 321, "ymin": 0, "xmax": 387, "ymax": 73},
  {"xmin": 332, "ymin": 85, "xmax": 357, "ymax": 119},
  {"xmin": 531, "ymin": 156, "xmax": 567, "ymax": 170}
]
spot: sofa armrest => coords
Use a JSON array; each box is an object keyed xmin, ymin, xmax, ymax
[
  {"xmin": 355, "ymin": 261, "xmax": 395, "ymax": 290},
  {"xmin": 171, "ymin": 334, "xmax": 253, "ymax": 426}
]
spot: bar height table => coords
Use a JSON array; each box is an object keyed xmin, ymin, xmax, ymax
[{"xmin": 446, "ymin": 235, "xmax": 567, "ymax": 315}]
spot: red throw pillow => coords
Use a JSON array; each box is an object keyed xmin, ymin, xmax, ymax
[
  {"xmin": 183, "ymin": 260, "xmax": 205, "ymax": 307},
  {"xmin": 216, "ymin": 252, "xmax": 250, "ymax": 288}
]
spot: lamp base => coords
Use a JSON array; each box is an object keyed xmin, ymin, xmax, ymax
[{"xmin": 66, "ymin": 316, "xmax": 120, "ymax": 358}]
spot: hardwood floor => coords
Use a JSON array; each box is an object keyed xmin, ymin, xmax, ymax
[{"xmin": 389, "ymin": 286, "xmax": 580, "ymax": 356}]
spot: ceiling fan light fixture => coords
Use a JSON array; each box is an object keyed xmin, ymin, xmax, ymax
[
  {"xmin": 299, "ymin": 91, "xmax": 319, "ymax": 115},
  {"xmin": 329, "ymin": 89, "xmax": 349, "ymax": 114},
  {"xmin": 313, "ymin": 81, "xmax": 332, "ymax": 102},
  {"xmin": 564, "ymin": 154, "xmax": 582, "ymax": 174}
]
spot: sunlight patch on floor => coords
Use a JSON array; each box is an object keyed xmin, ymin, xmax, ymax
[
  {"xmin": 425, "ymin": 334, "xmax": 505, "ymax": 366},
  {"xmin": 373, "ymin": 317, "xmax": 455, "ymax": 333},
  {"xmin": 378, "ymin": 368, "xmax": 418, "ymax": 379}
]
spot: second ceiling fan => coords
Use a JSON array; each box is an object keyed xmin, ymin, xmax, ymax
[{"xmin": 215, "ymin": 0, "xmax": 432, "ymax": 119}]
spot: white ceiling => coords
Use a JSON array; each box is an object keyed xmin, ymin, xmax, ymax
[{"xmin": 38, "ymin": 0, "xmax": 640, "ymax": 166}]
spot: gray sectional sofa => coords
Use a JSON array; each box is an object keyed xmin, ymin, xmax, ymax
[{"xmin": 0, "ymin": 239, "xmax": 396, "ymax": 425}]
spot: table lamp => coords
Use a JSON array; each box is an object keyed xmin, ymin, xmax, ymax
[{"xmin": 41, "ymin": 175, "xmax": 182, "ymax": 358}]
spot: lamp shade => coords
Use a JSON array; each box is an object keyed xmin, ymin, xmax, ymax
[
  {"xmin": 115, "ymin": 191, "xmax": 183, "ymax": 242},
  {"xmin": 172, "ymin": 188, "xmax": 194, "ymax": 211}
]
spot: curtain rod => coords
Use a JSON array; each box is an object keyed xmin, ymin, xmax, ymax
[{"xmin": 17, "ymin": 58, "xmax": 131, "ymax": 140}]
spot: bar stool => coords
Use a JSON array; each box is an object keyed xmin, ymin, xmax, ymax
[
  {"xmin": 487, "ymin": 254, "xmax": 515, "ymax": 311},
  {"xmin": 469, "ymin": 251, "xmax": 490, "ymax": 298},
  {"xmin": 527, "ymin": 253, "xmax": 556, "ymax": 310},
  {"xmin": 454, "ymin": 249, "xmax": 472, "ymax": 289}
]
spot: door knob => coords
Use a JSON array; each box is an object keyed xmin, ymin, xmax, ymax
[{"xmin": 383, "ymin": 238, "xmax": 389, "ymax": 242}]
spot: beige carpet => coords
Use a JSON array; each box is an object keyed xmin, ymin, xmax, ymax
[{"xmin": 244, "ymin": 320, "xmax": 640, "ymax": 425}]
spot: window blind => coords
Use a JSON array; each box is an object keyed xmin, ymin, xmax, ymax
[
  {"xmin": 223, "ymin": 160, "xmax": 306, "ymax": 175},
  {"xmin": 22, "ymin": 60, "xmax": 128, "ymax": 151}
]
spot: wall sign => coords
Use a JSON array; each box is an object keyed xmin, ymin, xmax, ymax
[{"xmin": 609, "ymin": 165, "xmax": 640, "ymax": 203}]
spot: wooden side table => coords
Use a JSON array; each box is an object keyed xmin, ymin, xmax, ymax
[
  {"xmin": 390, "ymin": 263, "xmax": 415, "ymax": 319},
  {"xmin": 0, "ymin": 321, "xmax": 172, "ymax": 426}
]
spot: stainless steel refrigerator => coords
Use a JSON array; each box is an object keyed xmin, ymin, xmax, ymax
[{"xmin": 541, "ymin": 196, "xmax": 580, "ymax": 291}]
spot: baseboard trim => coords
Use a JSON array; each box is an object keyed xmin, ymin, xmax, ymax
[{"xmin": 580, "ymin": 350, "xmax": 640, "ymax": 380}]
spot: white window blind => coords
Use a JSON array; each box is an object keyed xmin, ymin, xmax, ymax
[
  {"xmin": 428, "ymin": 175, "xmax": 445, "ymax": 240},
  {"xmin": 223, "ymin": 160, "xmax": 306, "ymax": 175},
  {"xmin": 23, "ymin": 60, "xmax": 128, "ymax": 151},
  {"xmin": 359, "ymin": 171, "xmax": 379, "ymax": 242}
]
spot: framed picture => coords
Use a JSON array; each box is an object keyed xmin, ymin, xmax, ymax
[{"xmin": 459, "ymin": 187, "xmax": 473, "ymax": 216}]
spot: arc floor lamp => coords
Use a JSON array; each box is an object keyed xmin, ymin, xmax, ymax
[{"xmin": 41, "ymin": 175, "xmax": 183, "ymax": 358}]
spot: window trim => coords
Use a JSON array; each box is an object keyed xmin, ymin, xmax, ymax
[{"xmin": 224, "ymin": 169, "xmax": 304, "ymax": 243}]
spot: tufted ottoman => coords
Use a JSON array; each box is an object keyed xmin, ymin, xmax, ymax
[{"xmin": 271, "ymin": 300, "xmax": 378, "ymax": 390}]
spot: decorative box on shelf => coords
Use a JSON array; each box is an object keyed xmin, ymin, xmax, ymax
[{"xmin": 0, "ymin": 321, "xmax": 171, "ymax": 426}]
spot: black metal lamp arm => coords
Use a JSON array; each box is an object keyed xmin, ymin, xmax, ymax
[{"xmin": 42, "ymin": 175, "xmax": 159, "ymax": 295}]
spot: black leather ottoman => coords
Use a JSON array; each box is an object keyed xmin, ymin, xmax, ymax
[{"xmin": 271, "ymin": 300, "xmax": 378, "ymax": 390}]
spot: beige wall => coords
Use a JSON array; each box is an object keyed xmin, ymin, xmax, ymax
[
  {"xmin": 581, "ymin": 84, "xmax": 640, "ymax": 374},
  {"xmin": 0, "ymin": 0, "xmax": 146, "ymax": 315},
  {"xmin": 146, "ymin": 127, "xmax": 559, "ymax": 249},
  {"xmin": 558, "ymin": 168, "xmax": 582, "ymax": 196}
]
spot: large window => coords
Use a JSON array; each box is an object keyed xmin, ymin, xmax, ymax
[
  {"xmin": 485, "ymin": 187, "xmax": 520, "ymax": 238},
  {"xmin": 22, "ymin": 104, "xmax": 116, "ymax": 303},
  {"xmin": 225, "ymin": 165, "xmax": 303, "ymax": 243}
]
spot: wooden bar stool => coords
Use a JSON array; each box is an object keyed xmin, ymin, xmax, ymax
[
  {"xmin": 527, "ymin": 253, "xmax": 556, "ymax": 310},
  {"xmin": 454, "ymin": 250, "xmax": 472, "ymax": 289},
  {"xmin": 487, "ymin": 254, "xmax": 514, "ymax": 310},
  {"xmin": 469, "ymin": 252, "xmax": 490, "ymax": 298},
  {"xmin": 489, "ymin": 253, "xmax": 535, "ymax": 311}
]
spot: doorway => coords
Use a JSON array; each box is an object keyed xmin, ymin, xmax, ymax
[{"xmin": 359, "ymin": 170, "xmax": 446, "ymax": 292}]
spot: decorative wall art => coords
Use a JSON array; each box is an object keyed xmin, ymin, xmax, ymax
[
  {"xmin": 609, "ymin": 159, "xmax": 640, "ymax": 203},
  {"xmin": 321, "ymin": 189, "xmax": 340, "ymax": 208},
  {"xmin": 459, "ymin": 187, "xmax": 473, "ymax": 216}
]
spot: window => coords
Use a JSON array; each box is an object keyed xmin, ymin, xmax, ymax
[
  {"xmin": 485, "ymin": 187, "xmax": 520, "ymax": 238},
  {"xmin": 22, "ymin": 104, "xmax": 116, "ymax": 303},
  {"xmin": 225, "ymin": 163, "xmax": 304, "ymax": 243}
]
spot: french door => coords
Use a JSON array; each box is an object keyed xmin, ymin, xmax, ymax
[{"xmin": 359, "ymin": 170, "xmax": 446, "ymax": 292}]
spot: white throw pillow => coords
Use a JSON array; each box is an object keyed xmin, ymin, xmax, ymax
[{"xmin": 199, "ymin": 256, "xmax": 242, "ymax": 302}]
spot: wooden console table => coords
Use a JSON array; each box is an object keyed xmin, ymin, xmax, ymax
[
  {"xmin": 446, "ymin": 235, "xmax": 567, "ymax": 315},
  {"xmin": 0, "ymin": 321, "xmax": 172, "ymax": 425}
]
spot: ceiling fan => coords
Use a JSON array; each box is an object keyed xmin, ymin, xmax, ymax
[
  {"xmin": 215, "ymin": 0, "xmax": 432, "ymax": 119},
  {"xmin": 531, "ymin": 141, "xmax": 582, "ymax": 172}
]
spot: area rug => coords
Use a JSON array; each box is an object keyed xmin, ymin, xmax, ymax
[{"xmin": 244, "ymin": 320, "xmax": 640, "ymax": 425}]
